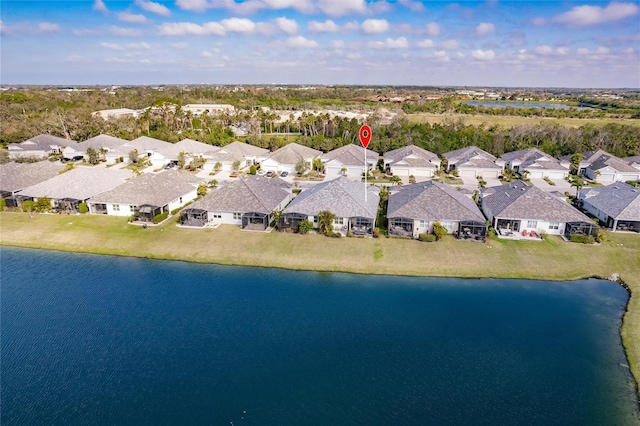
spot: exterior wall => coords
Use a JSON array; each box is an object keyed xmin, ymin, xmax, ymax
[
  {"xmin": 99, "ymin": 202, "xmax": 137, "ymax": 217},
  {"xmin": 8, "ymin": 150, "xmax": 47, "ymax": 160},
  {"xmin": 166, "ymin": 188, "xmax": 198, "ymax": 213},
  {"xmin": 207, "ymin": 211, "xmax": 242, "ymax": 225},
  {"xmin": 411, "ymin": 219, "xmax": 460, "ymax": 238},
  {"xmin": 259, "ymin": 158, "xmax": 280, "ymax": 173},
  {"xmin": 581, "ymin": 201, "xmax": 610, "ymax": 224},
  {"xmin": 497, "ymin": 218, "xmax": 566, "ymax": 235}
]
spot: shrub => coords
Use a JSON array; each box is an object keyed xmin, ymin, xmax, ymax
[
  {"xmin": 570, "ymin": 234, "xmax": 595, "ymax": 244},
  {"xmin": 153, "ymin": 211, "xmax": 169, "ymax": 224},
  {"xmin": 373, "ymin": 227, "xmax": 380, "ymax": 238},
  {"xmin": 34, "ymin": 197, "xmax": 52, "ymax": 212},
  {"xmin": 249, "ymin": 165, "xmax": 257, "ymax": 175},
  {"xmin": 596, "ymin": 230, "xmax": 607, "ymax": 243},
  {"xmin": 0, "ymin": 198, "xmax": 5, "ymax": 211},
  {"xmin": 330, "ymin": 232, "xmax": 342, "ymax": 238},
  {"xmin": 419, "ymin": 233, "xmax": 437, "ymax": 242},
  {"xmin": 298, "ymin": 219, "xmax": 312, "ymax": 234},
  {"xmin": 432, "ymin": 222, "xmax": 448, "ymax": 241},
  {"xmin": 78, "ymin": 202, "xmax": 89, "ymax": 214},
  {"xmin": 22, "ymin": 200, "xmax": 34, "ymax": 212}
]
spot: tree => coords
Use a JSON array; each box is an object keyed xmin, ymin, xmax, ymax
[
  {"xmin": 232, "ymin": 160, "xmax": 241, "ymax": 172},
  {"xmin": 440, "ymin": 155, "xmax": 449, "ymax": 173},
  {"xmin": 178, "ymin": 152, "xmax": 186, "ymax": 169},
  {"xmin": 298, "ymin": 218, "xmax": 312, "ymax": 234},
  {"xmin": 295, "ymin": 158, "xmax": 309, "ymax": 175},
  {"xmin": 390, "ymin": 175, "xmax": 403, "ymax": 186},
  {"xmin": 86, "ymin": 147, "xmax": 99, "ymax": 165},
  {"xmin": 197, "ymin": 182, "xmax": 208, "ymax": 197},
  {"xmin": 570, "ymin": 153, "xmax": 582, "ymax": 175},
  {"xmin": 272, "ymin": 209, "xmax": 283, "ymax": 230},
  {"xmin": 208, "ymin": 179, "xmax": 218, "ymax": 188},
  {"xmin": 312, "ymin": 158, "xmax": 323, "ymax": 172},
  {"xmin": 502, "ymin": 167, "xmax": 516, "ymax": 182},
  {"xmin": 33, "ymin": 197, "xmax": 52, "ymax": 213},
  {"xmin": 317, "ymin": 210, "xmax": 335, "ymax": 236},
  {"xmin": 570, "ymin": 175, "xmax": 585, "ymax": 197},
  {"xmin": 432, "ymin": 221, "xmax": 448, "ymax": 241},
  {"xmin": 214, "ymin": 162, "xmax": 222, "ymax": 172},
  {"xmin": 128, "ymin": 149, "xmax": 139, "ymax": 163}
]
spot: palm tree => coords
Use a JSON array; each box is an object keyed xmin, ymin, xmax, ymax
[
  {"xmin": 390, "ymin": 175, "xmax": 403, "ymax": 186},
  {"xmin": 317, "ymin": 210, "xmax": 335, "ymax": 236},
  {"xmin": 570, "ymin": 175, "xmax": 584, "ymax": 197}
]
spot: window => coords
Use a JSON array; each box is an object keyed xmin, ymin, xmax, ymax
[
  {"xmin": 129, "ymin": 205, "xmax": 136, "ymax": 212},
  {"xmin": 549, "ymin": 221, "xmax": 559, "ymax": 230},
  {"xmin": 233, "ymin": 212, "xmax": 242, "ymax": 220},
  {"xmin": 527, "ymin": 220, "xmax": 537, "ymax": 228},
  {"xmin": 419, "ymin": 220, "xmax": 429, "ymax": 228},
  {"xmin": 335, "ymin": 217, "xmax": 344, "ymax": 225},
  {"xmin": 212, "ymin": 214, "xmax": 221, "ymax": 219},
  {"xmin": 113, "ymin": 204, "xmax": 120, "ymax": 211},
  {"xmin": 442, "ymin": 221, "xmax": 453, "ymax": 230},
  {"xmin": 313, "ymin": 216, "xmax": 318, "ymax": 223}
]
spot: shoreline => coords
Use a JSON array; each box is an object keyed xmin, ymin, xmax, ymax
[{"xmin": 2, "ymin": 211, "xmax": 639, "ymax": 401}]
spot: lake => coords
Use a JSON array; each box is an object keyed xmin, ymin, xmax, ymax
[
  {"xmin": 1, "ymin": 247, "xmax": 638, "ymax": 425},
  {"xmin": 462, "ymin": 101, "xmax": 590, "ymax": 110}
]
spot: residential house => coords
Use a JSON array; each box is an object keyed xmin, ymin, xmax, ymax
[
  {"xmin": 62, "ymin": 134, "xmax": 130, "ymax": 164},
  {"xmin": 281, "ymin": 176, "xmax": 379, "ymax": 236},
  {"xmin": 179, "ymin": 176, "xmax": 291, "ymax": 229},
  {"xmin": 122, "ymin": 136, "xmax": 173, "ymax": 167},
  {"xmin": 260, "ymin": 142, "xmax": 322, "ymax": 174},
  {"xmin": 387, "ymin": 181, "xmax": 486, "ymax": 239},
  {"xmin": 584, "ymin": 153, "xmax": 640, "ymax": 183},
  {"xmin": 92, "ymin": 108, "xmax": 140, "ymax": 120},
  {"xmin": 500, "ymin": 148, "xmax": 569, "ymax": 180},
  {"xmin": 443, "ymin": 146, "xmax": 503, "ymax": 178},
  {"xmin": 481, "ymin": 180, "xmax": 598, "ymax": 239},
  {"xmin": 203, "ymin": 141, "xmax": 268, "ymax": 172},
  {"xmin": 0, "ymin": 161, "xmax": 66, "ymax": 208},
  {"xmin": 579, "ymin": 183, "xmax": 640, "ymax": 232},
  {"xmin": 383, "ymin": 145, "xmax": 441, "ymax": 178},
  {"xmin": 8, "ymin": 134, "xmax": 74, "ymax": 160},
  {"xmin": 559, "ymin": 149, "xmax": 610, "ymax": 175},
  {"xmin": 321, "ymin": 143, "xmax": 379, "ymax": 178},
  {"xmin": 87, "ymin": 170, "xmax": 201, "ymax": 222},
  {"xmin": 17, "ymin": 167, "xmax": 133, "ymax": 213},
  {"xmin": 156, "ymin": 138, "xmax": 219, "ymax": 168},
  {"xmin": 623, "ymin": 155, "xmax": 640, "ymax": 171}
]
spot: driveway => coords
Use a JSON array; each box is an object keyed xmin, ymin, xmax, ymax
[
  {"xmin": 460, "ymin": 175, "xmax": 501, "ymax": 190},
  {"xmin": 530, "ymin": 177, "xmax": 572, "ymax": 193}
]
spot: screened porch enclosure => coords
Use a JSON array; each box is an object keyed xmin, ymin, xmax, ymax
[
  {"xmin": 564, "ymin": 221, "xmax": 599, "ymax": 239},
  {"xmin": 180, "ymin": 208, "xmax": 208, "ymax": 227},
  {"xmin": 92, "ymin": 203, "xmax": 108, "ymax": 214},
  {"xmin": 242, "ymin": 212, "xmax": 269, "ymax": 230},
  {"xmin": 615, "ymin": 220, "xmax": 640, "ymax": 233},
  {"xmin": 280, "ymin": 213, "xmax": 307, "ymax": 232},
  {"xmin": 496, "ymin": 218, "xmax": 520, "ymax": 232},
  {"xmin": 457, "ymin": 221, "xmax": 487, "ymax": 240},
  {"xmin": 135, "ymin": 204, "xmax": 163, "ymax": 222},
  {"xmin": 2, "ymin": 191, "xmax": 20, "ymax": 208},
  {"xmin": 388, "ymin": 218, "xmax": 413, "ymax": 237},
  {"xmin": 55, "ymin": 198, "xmax": 80, "ymax": 213},
  {"xmin": 350, "ymin": 217, "xmax": 374, "ymax": 236}
]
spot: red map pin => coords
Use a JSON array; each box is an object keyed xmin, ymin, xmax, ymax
[{"xmin": 359, "ymin": 125, "xmax": 372, "ymax": 148}]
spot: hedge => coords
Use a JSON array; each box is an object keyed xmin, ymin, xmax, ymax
[{"xmin": 153, "ymin": 211, "xmax": 169, "ymax": 224}]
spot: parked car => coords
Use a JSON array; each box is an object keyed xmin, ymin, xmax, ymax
[
  {"xmin": 164, "ymin": 161, "xmax": 178, "ymax": 169},
  {"xmin": 72, "ymin": 155, "xmax": 84, "ymax": 162},
  {"xmin": 280, "ymin": 171, "xmax": 288, "ymax": 177},
  {"xmin": 266, "ymin": 171, "xmax": 275, "ymax": 177}
]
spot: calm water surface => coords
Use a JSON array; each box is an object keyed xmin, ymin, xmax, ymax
[
  {"xmin": 462, "ymin": 101, "xmax": 590, "ymax": 110},
  {"xmin": 1, "ymin": 247, "xmax": 638, "ymax": 425}
]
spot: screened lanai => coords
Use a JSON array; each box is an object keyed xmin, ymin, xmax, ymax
[
  {"xmin": 564, "ymin": 221, "xmax": 599, "ymax": 239},
  {"xmin": 136, "ymin": 204, "xmax": 163, "ymax": 223},
  {"xmin": 242, "ymin": 212, "xmax": 269, "ymax": 230},
  {"xmin": 280, "ymin": 213, "xmax": 307, "ymax": 232},
  {"xmin": 388, "ymin": 218, "xmax": 413, "ymax": 237},
  {"xmin": 350, "ymin": 217, "xmax": 374, "ymax": 236},
  {"xmin": 55, "ymin": 198, "xmax": 80, "ymax": 213},
  {"xmin": 457, "ymin": 221, "xmax": 487, "ymax": 240},
  {"xmin": 180, "ymin": 208, "xmax": 208, "ymax": 227}
]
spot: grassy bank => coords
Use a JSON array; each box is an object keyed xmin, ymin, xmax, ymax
[
  {"xmin": 2, "ymin": 212, "xmax": 639, "ymax": 393},
  {"xmin": 407, "ymin": 113, "xmax": 640, "ymax": 128}
]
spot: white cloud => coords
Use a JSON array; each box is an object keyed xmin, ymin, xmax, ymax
[
  {"xmin": 175, "ymin": 0, "xmax": 315, "ymax": 14},
  {"xmin": 171, "ymin": 42, "xmax": 189, "ymax": 49},
  {"xmin": 101, "ymin": 42, "xmax": 124, "ymax": 50},
  {"xmin": 330, "ymin": 39, "xmax": 345, "ymax": 48},
  {"xmin": 361, "ymin": 19, "xmax": 389, "ymax": 34},
  {"xmin": 109, "ymin": 26, "xmax": 143, "ymax": 37},
  {"xmin": 318, "ymin": 0, "xmax": 367, "ymax": 17},
  {"xmin": 441, "ymin": 39, "xmax": 460, "ymax": 50},
  {"xmin": 135, "ymin": 0, "xmax": 171, "ymax": 16},
  {"xmin": 475, "ymin": 22, "xmax": 495, "ymax": 36},
  {"xmin": 118, "ymin": 12, "xmax": 148, "ymax": 24},
  {"xmin": 534, "ymin": 45, "xmax": 553, "ymax": 55},
  {"xmin": 369, "ymin": 1, "xmax": 392, "ymax": 14},
  {"xmin": 93, "ymin": 0, "xmax": 109, "ymax": 14},
  {"xmin": 286, "ymin": 36, "xmax": 318, "ymax": 48},
  {"xmin": 308, "ymin": 20, "xmax": 340, "ymax": 33},
  {"xmin": 159, "ymin": 21, "xmax": 225, "ymax": 36},
  {"xmin": 368, "ymin": 37, "xmax": 409, "ymax": 49},
  {"xmin": 471, "ymin": 49, "xmax": 495, "ymax": 60},
  {"xmin": 417, "ymin": 39, "xmax": 435, "ymax": 48},
  {"xmin": 221, "ymin": 18, "xmax": 255, "ymax": 33},
  {"xmin": 554, "ymin": 2, "xmax": 639, "ymax": 27},
  {"xmin": 425, "ymin": 22, "xmax": 440, "ymax": 36},
  {"xmin": 175, "ymin": 0, "xmax": 210, "ymax": 13},
  {"xmin": 399, "ymin": 0, "xmax": 425, "ymax": 12},
  {"xmin": 37, "ymin": 22, "xmax": 60, "ymax": 33},
  {"xmin": 100, "ymin": 41, "xmax": 151, "ymax": 50},
  {"xmin": 532, "ymin": 17, "xmax": 546, "ymax": 26},
  {"xmin": 275, "ymin": 17, "xmax": 298, "ymax": 35},
  {"xmin": 1, "ymin": 21, "xmax": 60, "ymax": 35}
]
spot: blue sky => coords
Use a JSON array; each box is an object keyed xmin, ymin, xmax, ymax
[{"xmin": 1, "ymin": 1, "xmax": 639, "ymax": 87}]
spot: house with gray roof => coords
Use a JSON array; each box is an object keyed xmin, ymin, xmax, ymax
[
  {"xmin": 443, "ymin": 146, "xmax": 503, "ymax": 178},
  {"xmin": 481, "ymin": 180, "xmax": 597, "ymax": 239},
  {"xmin": 203, "ymin": 141, "xmax": 268, "ymax": 172},
  {"xmin": 387, "ymin": 181, "xmax": 486, "ymax": 240},
  {"xmin": 559, "ymin": 149, "xmax": 610, "ymax": 175},
  {"xmin": 8, "ymin": 134, "xmax": 74, "ymax": 160},
  {"xmin": 17, "ymin": 166, "xmax": 134, "ymax": 213},
  {"xmin": 62, "ymin": 134, "xmax": 130, "ymax": 164},
  {"xmin": 501, "ymin": 148, "xmax": 569, "ymax": 180},
  {"xmin": 180, "ymin": 176, "xmax": 291, "ymax": 229},
  {"xmin": 320, "ymin": 143, "xmax": 378, "ymax": 179},
  {"xmin": 281, "ymin": 176, "xmax": 379, "ymax": 236},
  {"xmin": 579, "ymin": 183, "xmax": 640, "ymax": 232},
  {"xmin": 383, "ymin": 145, "xmax": 441, "ymax": 179},
  {"xmin": 88, "ymin": 170, "xmax": 200, "ymax": 222},
  {"xmin": 121, "ymin": 136, "xmax": 173, "ymax": 167},
  {"xmin": 623, "ymin": 155, "xmax": 640, "ymax": 171},
  {"xmin": 584, "ymin": 153, "xmax": 640, "ymax": 183},
  {"xmin": 260, "ymin": 142, "xmax": 322, "ymax": 175},
  {"xmin": 157, "ymin": 139, "xmax": 218, "ymax": 163},
  {"xmin": 0, "ymin": 161, "xmax": 66, "ymax": 208}
]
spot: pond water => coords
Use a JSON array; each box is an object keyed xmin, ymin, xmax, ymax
[{"xmin": 462, "ymin": 101, "xmax": 590, "ymax": 110}]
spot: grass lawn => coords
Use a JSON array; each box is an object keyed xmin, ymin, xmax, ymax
[
  {"xmin": 2, "ymin": 211, "xmax": 639, "ymax": 393},
  {"xmin": 407, "ymin": 113, "xmax": 640, "ymax": 128}
]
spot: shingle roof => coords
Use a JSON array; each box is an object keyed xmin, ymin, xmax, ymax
[
  {"xmin": 265, "ymin": 142, "xmax": 321, "ymax": 165},
  {"xmin": 89, "ymin": 170, "xmax": 200, "ymax": 207},
  {"xmin": 0, "ymin": 161, "xmax": 67, "ymax": 192},
  {"xmin": 321, "ymin": 144, "xmax": 379, "ymax": 167},
  {"xmin": 580, "ymin": 183, "xmax": 640, "ymax": 221},
  {"xmin": 18, "ymin": 166, "xmax": 134, "ymax": 200},
  {"xmin": 79, "ymin": 134, "xmax": 130, "ymax": 150},
  {"xmin": 443, "ymin": 146, "xmax": 500, "ymax": 169},
  {"xmin": 284, "ymin": 176, "xmax": 379, "ymax": 219},
  {"xmin": 157, "ymin": 139, "xmax": 219, "ymax": 159},
  {"xmin": 9, "ymin": 134, "xmax": 74, "ymax": 152},
  {"xmin": 501, "ymin": 148, "xmax": 567, "ymax": 171},
  {"xmin": 387, "ymin": 181, "xmax": 485, "ymax": 222},
  {"xmin": 559, "ymin": 149, "xmax": 609, "ymax": 163},
  {"xmin": 623, "ymin": 155, "xmax": 640, "ymax": 166},
  {"xmin": 482, "ymin": 180, "xmax": 591, "ymax": 222},
  {"xmin": 206, "ymin": 141, "xmax": 268, "ymax": 162},
  {"xmin": 589, "ymin": 153, "xmax": 639, "ymax": 173},
  {"xmin": 384, "ymin": 145, "xmax": 439, "ymax": 168},
  {"xmin": 124, "ymin": 136, "xmax": 172, "ymax": 152},
  {"xmin": 188, "ymin": 176, "xmax": 291, "ymax": 213}
]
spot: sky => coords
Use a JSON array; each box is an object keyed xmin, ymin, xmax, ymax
[{"xmin": 1, "ymin": 1, "xmax": 639, "ymax": 88}]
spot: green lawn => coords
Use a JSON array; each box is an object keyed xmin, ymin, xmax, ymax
[
  {"xmin": 408, "ymin": 112, "xmax": 640, "ymax": 128},
  {"xmin": 2, "ymin": 211, "xmax": 639, "ymax": 393}
]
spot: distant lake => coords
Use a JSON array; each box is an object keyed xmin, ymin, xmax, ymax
[
  {"xmin": 1, "ymin": 247, "xmax": 638, "ymax": 425},
  {"xmin": 462, "ymin": 101, "xmax": 591, "ymax": 110}
]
